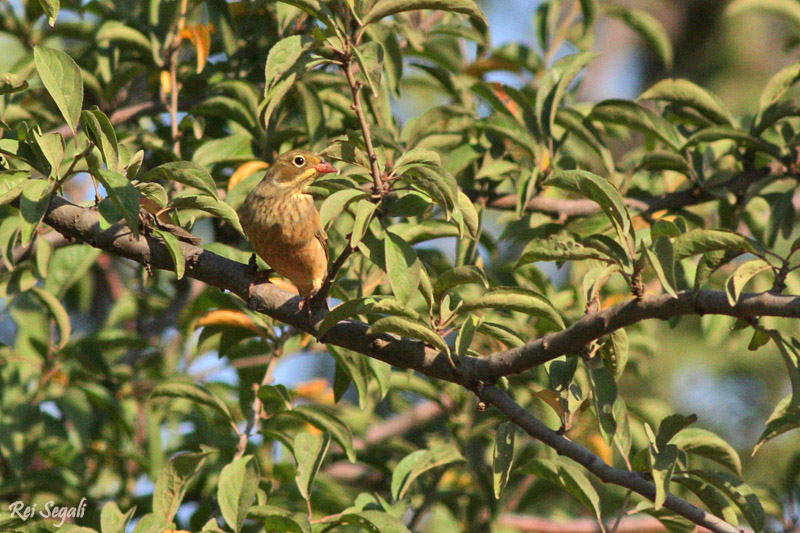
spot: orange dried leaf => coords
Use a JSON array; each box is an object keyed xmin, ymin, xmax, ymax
[
  {"xmin": 229, "ymin": 160, "xmax": 269, "ymax": 191},
  {"xmin": 194, "ymin": 309, "xmax": 266, "ymax": 336},
  {"xmin": 160, "ymin": 70, "xmax": 172, "ymax": 94},
  {"xmin": 534, "ymin": 389, "xmax": 565, "ymax": 418}
]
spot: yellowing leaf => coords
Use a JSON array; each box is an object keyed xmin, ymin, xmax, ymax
[
  {"xmin": 194, "ymin": 309, "xmax": 267, "ymax": 336},
  {"xmin": 229, "ymin": 161, "xmax": 269, "ymax": 191}
]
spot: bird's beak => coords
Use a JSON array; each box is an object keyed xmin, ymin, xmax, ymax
[{"xmin": 314, "ymin": 160, "xmax": 338, "ymax": 175}]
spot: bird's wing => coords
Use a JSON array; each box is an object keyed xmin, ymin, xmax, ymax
[{"xmin": 315, "ymin": 227, "xmax": 329, "ymax": 263}]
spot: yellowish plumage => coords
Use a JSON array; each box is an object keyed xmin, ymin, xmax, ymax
[{"xmin": 238, "ymin": 149, "xmax": 335, "ymax": 297}]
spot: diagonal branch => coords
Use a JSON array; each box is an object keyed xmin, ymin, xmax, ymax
[
  {"xmin": 477, "ymin": 289, "xmax": 800, "ymax": 379},
  {"xmin": 34, "ymin": 195, "xmax": 793, "ymax": 533},
  {"xmin": 476, "ymin": 385, "xmax": 740, "ymax": 533}
]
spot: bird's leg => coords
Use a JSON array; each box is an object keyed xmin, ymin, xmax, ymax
[
  {"xmin": 304, "ymin": 288, "xmax": 329, "ymax": 324},
  {"xmin": 248, "ymin": 254, "xmax": 274, "ymax": 293}
]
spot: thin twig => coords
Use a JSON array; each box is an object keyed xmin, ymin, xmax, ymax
[
  {"xmin": 234, "ymin": 353, "xmax": 279, "ymax": 460},
  {"xmin": 342, "ymin": 55, "xmax": 383, "ymax": 195}
]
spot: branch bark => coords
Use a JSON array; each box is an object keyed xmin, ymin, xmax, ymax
[
  {"xmin": 36, "ymin": 195, "xmax": 794, "ymax": 533},
  {"xmin": 477, "ymin": 386, "xmax": 740, "ymax": 533}
]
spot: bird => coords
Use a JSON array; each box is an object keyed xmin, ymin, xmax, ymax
[{"xmin": 237, "ymin": 149, "xmax": 337, "ymax": 310}]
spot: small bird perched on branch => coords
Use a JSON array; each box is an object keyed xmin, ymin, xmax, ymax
[{"xmin": 238, "ymin": 149, "xmax": 337, "ymax": 308}]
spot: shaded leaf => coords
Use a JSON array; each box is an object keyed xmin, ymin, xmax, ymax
[
  {"xmin": 294, "ymin": 431, "xmax": 330, "ymax": 502},
  {"xmin": 493, "ymin": 421, "xmax": 515, "ymax": 499},
  {"xmin": 141, "ymin": 161, "xmax": 218, "ymax": 199},
  {"xmin": 391, "ymin": 445, "xmax": 464, "ymax": 501},
  {"xmin": 34, "ymin": 46, "xmax": 83, "ymax": 136},
  {"xmin": 640, "ymin": 78, "xmax": 734, "ymax": 126},
  {"xmin": 218, "ymin": 456, "xmax": 260, "ymax": 533}
]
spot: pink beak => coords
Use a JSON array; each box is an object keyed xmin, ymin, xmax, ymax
[{"xmin": 314, "ymin": 160, "xmax": 338, "ymax": 174}]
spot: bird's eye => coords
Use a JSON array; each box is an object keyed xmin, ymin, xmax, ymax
[{"xmin": 293, "ymin": 156, "xmax": 305, "ymax": 167}]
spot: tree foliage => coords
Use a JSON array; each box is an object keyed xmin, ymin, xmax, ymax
[{"xmin": 1, "ymin": 0, "xmax": 800, "ymax": 532}]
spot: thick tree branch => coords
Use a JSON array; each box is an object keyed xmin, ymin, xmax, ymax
[
  {"xmin": 37, "ymin": 196, "xmax": 791, "ymax": 533},
  {"xmin": 477, "ymin": 290, "xmax": 800, "ymax": 379},
  {"xmin": 477, "ymin": 386, "xmax": 739, "ymax": 533}
]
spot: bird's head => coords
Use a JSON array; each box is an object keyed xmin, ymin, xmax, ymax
[{"xmin": 261, "ymin": 149, "xmax": 337, "ymax": 193}]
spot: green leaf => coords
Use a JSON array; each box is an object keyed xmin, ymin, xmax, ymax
[
  {"xmin": 650, "ymin": 443, "xmax": 678, "ymax": 510},
  {"xmin": 0, "ymin": 170, "xmax": 30, "ymax": 206},
  {"xmin": 759, "ymin": 60, "xmax": 800, "ymax": 108},
  {"xmin": 193, "ymin": 134, "xmax": 255, "ymax": 168},
  {"xmin": 248, "ymin": 506, "xmax": 311, "ymax": 533},
  {"xmin": 100, "ymin": 502, "xmax": 136, "ymax": 533},
  {"xmin": 289, "ymin": 404, "xmax": 357, "ymax": 462},
  {"xmin": 603, "ymin": 6, "xmax": 673, "ymax": 68},
  {"xmin": 457, "ymin": 287, "xmax": 565, "ymax": 329},
  {"xmin": 655, "ymin": 414, "xmax": 698, "ymax": 450},
  {"xmin": 218, "ymin": 455, "xmax": 260, "ymax": 533},
  {"xmin": 329, "ymin": 345, "xmax": 370, "ymax": 407},
  {"xmin": 689, "ymin": 470, "xmax": 765, "ymax": 532},
  {"xmin": 96, "ymin": 20, "xmax": 152, "ymax": 51},
  {"xmin": 131, "ymin": 514, "xmax": 170, "ymax": 533},
  {"xmin": 363, "ymin": 0, "xmax": 488, "ymax": 32},
  {"xmin": 384, "ymin": 230, "xmax": 421, "ymax": 305},
  {"xmin": 588, "ymin": 366, "xmax": 618, "ymax": 444},
  {"xmin": 522, "ymin": 458, "xmax": 602, "ymax": 522},
  {"xmin": 672, "ymin": 428, "xmax": 742, "ymax": 476},
  {"xmin": 725, "ymin": 259, "xmax": 772, "ymax": 305},
  {"xmin": 478, "ymin": 322, "xmax": 525, "ymax": 348},
  {"xmin": 590, "ymin": 99, "xmax": 682, "ymax": 150},
  {"xmin": 547, "ymin": 170, "xmax": 633, "ymax": 248},
  {"xmin": 640, "ymin": 78, "xmax": 734, "ymax": 126},
  {"xmin": 82, "ymin": 108, "xmax": 119, "ymax": 172},
  {"xmin": 19, "ymin": 179, "xmax": 52, "ymax": 247},
  {"xmin": 150, "ymin": 378, "xmax": 234, "ymax": 421},
  {"xmin": 92, "ymin": 169, "xmax": 141, "ymax": 235},
  {"xmin": 537, "ymin": 52, "xmax": 598, "ymax": 138},
  {"xmin": 674, "ymin": 475, "xmax": 739, "ymax": 526},
  {"xmin": 672, "ymin": 229, "xmax": 757, "ymax": 259},
  {"xmin": 30, "ymin": 286, "xmax": 71, "ymax": 349},
  {"xmin": 0, "ymin": 72, "xmax": 28, "ymax": 95},
  {"xmin": 294, "ymin": 431, "xmax": 330, "ymax": 502},
  {"xmin": 319, "ymin": 188, "xmax": 369, "ymax": 227},
  {"xmin": 33, "ymin": 46, "xmax": 83, "ymax": 136},
  {"xmin": 492, "ymin": 421, "xmax": 515, "ymax": 499},
  {"xmin": 33, "ymin": 130, "xmax": 65, "ymax": 179},
  {"xmin": 394, "ymin": 148, "xmax": 441, "ymax": 171},
  {"xmin": 336, "ymin": 511, "xmax": 411, "ymax": 533},
  {"xmin": 683, "ymin": 127, "xmax": 780, "ymax": 159},
  {"xmin": 433, "ymin": 265, "xmax": 488, "ymax": 297},
  {"xmin": 151, "ymin": 228, "xmax": 186, "ymax": 280},
  {"xmin": 36, "ymin": 0, "xmax": 60, "ymax": 25},
  {"xmin": 517, "ymin": 233, "xmax": 611, "ymax": 265},
  {"xmin": 153, "ymin": 452, "xmax": 208, "ymax": 524},
  {"xmin": 769, "ymin": 331, "xmax": 800, "ymax": 405},
  {"xmin": 350, "ymin": 199, "xmax": 378, "ymax": 248},
  {"xmin": 275, "ymin": 0, "xmax": 334, "ymax": 23},
  {"xmin": 353, "ymin": 41, "xmax": 384, "ymax": 97},
  {"xmin": 601, "ymin": 328, "xmax": 629, "ymax": 379},
  {"xmin": 141, "ymin": 161, "xmax": 218, "ymax": 199},
  {"xmin": 171, "ymin": 193, "xmax": 244, "ymax": 235},
  {"xmin": 479, "ymin": 114, "xmax": 540, "ymax": 157},
  {"xmin": 403, "ymin": 165, "xmax": 458, "ymax": 217},
  {"xmin": 726, "ymin": 0, "xmax": 800, "ymax": 35},
  {"xmin": 455, "ymin": 314, "xmax": 480, "ymax": 356},
  {"xmin": 265, "ymin": 35, "xmax": 315, "ymax": 86},
  {"xmin": 646, "ymin": 236, "xmax": 678, "ymax": 297},
  {"xmin": 391, "ymin": 445, "xmax": 464, "ymax": 501},
  {"xmin": 578, "ymin": 0, "xmax": 598, "ymax": 35},
  {"xmin": 367, "ymin": 315, "xmax": 450, "ymax": 355},
  {"xmin": 753, "ymin": 394, "xmax": 800, "ymax": 454}
]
